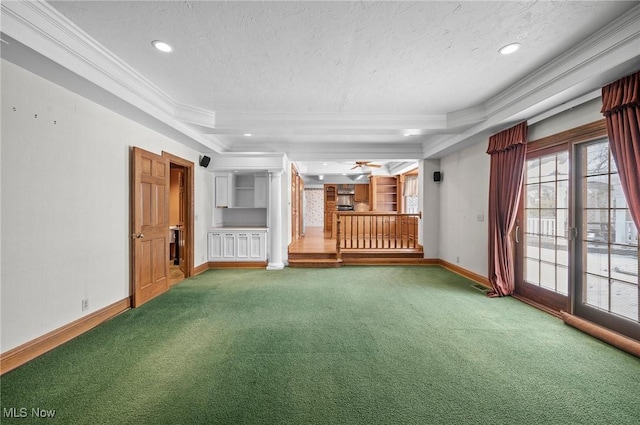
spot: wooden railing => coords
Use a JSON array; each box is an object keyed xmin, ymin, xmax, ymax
[{"xmin": 335, "ymin": 212, "xmax": 422, "ymax": 256}]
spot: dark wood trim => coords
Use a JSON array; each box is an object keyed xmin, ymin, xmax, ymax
[
  {"xmin": 512, "ymin": 294, "xmax": 563, "ymax": 319},
  {"xmin": 561, "ymin": 312, "xmax": 640, "ymax": 358},
  {"xmin": 528, "ymin": 119, "xmax": 606, "ymax": 153},
  {"xmin": 193, "ymin": 262, "xmax": 210, "ymax": 276},
  {"xmin": 514, "ymin": 282, "xmax": 569, "ymax": 313},
  {"xmin": 439, "ymin": 260, "xmax": 491, "ymax": 287},
  {"xmin": 208, "ymin": 261, "xmax": 268, "ymax": 269},
  {"xmin": 0, "ymin": 298, "xmax": 130, "ymax": 375},
  {"xmin": 421, "ymin": 258, "xmax": 441, "ymax": 265},
  {"xmin": 404, "ymin": 167, "xmax": 419, "ymax": 176},
  {"xmin": 162, "ymin": 151, "xmax": 195, "ymax": 278}
]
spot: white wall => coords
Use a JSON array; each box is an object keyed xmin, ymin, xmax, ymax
[
  {"xmin": 438, "ymin": 140, "xmax": 491, "ymax": 277},
  {"xmin": 0, "ymin": 60, "xmax": 212, "ymax": 352},
  {"xmin": 437, "ymin": 98, "xmax": 606, "ymax": 280},
  {"xmin": 420, "ymin": 159, "xmax": 441, "ymax": 259}
]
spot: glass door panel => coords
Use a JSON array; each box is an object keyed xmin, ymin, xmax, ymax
[
  {"xmin": 574, "ymin": 139, "xmax": 639, "ymax": 340},
  {"xmin": 517, "ymin": 150, "xmax": 570, "ymax": 308}
]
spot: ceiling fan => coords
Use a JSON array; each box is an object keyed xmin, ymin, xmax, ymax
[{"xmin": 350, "ymin": 161, "xmax": 382, "ymax": 170}]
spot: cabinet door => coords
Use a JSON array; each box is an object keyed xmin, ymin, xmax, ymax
[
  {"xmin": 254, "ymin": 175, "xmax": 268, "ymax": 208},
  {"xmin": 222, "ymin": 233, "xmax": 236, "ymax": 259},
  {"xmin": 208, "ymin": 233, "xmax": 223, "ymax": 260},
  {"xmin": 354, "ymin": 184, "xmax": 369, "ymax": 202},
  {"xmin": 215, "ymin": 176, "xmax": 230, "ymax": 208},
  {"xmin": 236, "ymin": 233, "xmax": 249, "ymax": 260},
  {"xmin": 249, "ymin": 232, "xmax": 266, "ymax": 260}
]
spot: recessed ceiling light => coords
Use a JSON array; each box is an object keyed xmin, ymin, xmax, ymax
[
  {"xmin": 151, "ymin": 40, "xmax": 173, "ymax": 53},
  {"xmin": 244, "ymin": 133, "xmax": 252, "ymax": 137},
  {"xmin": 499, "ymin": 43, "xmax": 521, "ymax": 55},
  {"xmin": 322, "ymin": 163, "xmax": 328, "ymax": 166}
]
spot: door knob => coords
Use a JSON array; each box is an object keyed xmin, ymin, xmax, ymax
[{"xmin": 131, "ymin": 233, "xmax": 144, "ymax": 239}]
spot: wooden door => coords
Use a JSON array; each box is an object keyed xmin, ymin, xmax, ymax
[
  {"xmin": 291, "ymin": 165, "xmax": 304, "ymax": 240},
  {"xmin": 131, "ymin": 147, "xmax": 170, "ymax": 307},
  {"xmin": 291, "ymin": 166, "xmax": 299, "ymax": 239},
  {"xmin": 176, "ymin": 167, "xmax": 187, "ymax": 276}
]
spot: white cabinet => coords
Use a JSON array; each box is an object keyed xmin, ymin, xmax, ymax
[
  {"xmin": 215, "ymin": 175, "xmax": 233, "ymax": 208},
  {"xmin": 248, "ymin": 232, "xmax": 267, "ymax": 260},
  {"xmin": 208, "ymin": 228, "xmax": 267, "ymax": 262},
  {"xmin": 208, "ymin": 232, "xmax": 223, "ymax": 259},
  {"xmin": 253, "ymin": 174, "xmax": 268, "ymax": 208},
  {"xmin": 222, "ymin": 233, "xmax": 236, "ymax": 259},
  {"xmin": 215, "ymin": 172, "xmax": 268, "ymax": 208}
]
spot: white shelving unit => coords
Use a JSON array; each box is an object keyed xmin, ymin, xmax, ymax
[{"xmin": 211, "ymin": 172, "xmax": 270, "ymax": 264}]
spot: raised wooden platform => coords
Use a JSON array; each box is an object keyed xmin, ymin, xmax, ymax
[{"xmin": 288, "ymin": 227, "xmax": 424, "ymax": 268}]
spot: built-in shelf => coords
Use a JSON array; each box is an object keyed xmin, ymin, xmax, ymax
[
  {"xmin": 214, "ymin": 172, "xmax": 269, "ymax": 227},
  {"xmin": 370, "ymin": 176, "xmax": 398, "ymax": 212}
]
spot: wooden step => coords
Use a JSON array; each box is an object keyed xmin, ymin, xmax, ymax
[
  {"xmin": 288, "ymin": 251, "xmax": 338, "ymax": 260},
  {"xmin": 341, "ymin": 249, "xmax": 424, "ymax": 259},
  {"xmin": 288, "ymin": 258, "xmax": 342, "ymax": 268},
  {"xmin": 341, "ymin": 257, "xmax": 428, "ymax": 266}
]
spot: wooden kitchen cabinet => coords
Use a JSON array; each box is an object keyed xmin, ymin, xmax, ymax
[
  {"xmin": 354, "ymin": 184, "xmax": 369, "ymax": 202},
  {"xmin": 324, "ymin": 184, "xmax": 337, "ymax": 231}
]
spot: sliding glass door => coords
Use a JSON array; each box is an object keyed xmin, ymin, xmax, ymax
[
  {"xmin": 516, "ymin": 132, "xmax": 639, "ymax": 340},
  {"xmin": 574, "ymin": 139, "xmax": 639, "ymax": 340},
  {"xmin": 515, "ymin": 147, "xmax": 570, "ymax": 311}
]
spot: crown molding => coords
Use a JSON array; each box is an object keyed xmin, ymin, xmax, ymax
[
  {"xmin": 485, "ymin": 3, "xmax": 640, "ymax": 120},
  {"xmin": 446, "ymin": 105, "xmax": 487, "ymax": 130},
  {"xmin": 173, "ymin": 104, "xmax": 216, "ymax": 128},
  {"xmin": 422, "ymin": 4, "xmax": 640, "ymax": 159},
  {"xmin": 1, "ymin": 0, "xmax": 225, "ymax": 153}
]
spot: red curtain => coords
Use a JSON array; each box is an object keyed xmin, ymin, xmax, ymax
[
  {"xmin": 601, "ymin": 71, "xmax": 640, "ymax": 231},
  {"xmin": 486, "ymin": 122, "xmax": 528, "ymax": 297}
]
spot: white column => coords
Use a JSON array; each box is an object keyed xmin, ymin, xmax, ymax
[{"xmin": 267, "ymin": 170, "xmax": 285, "ymax": 270}]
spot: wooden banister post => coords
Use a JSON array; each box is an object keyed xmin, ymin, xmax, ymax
[{"xmin": 336, "ymin": 214, "xmax": 342, "ymax": 260}]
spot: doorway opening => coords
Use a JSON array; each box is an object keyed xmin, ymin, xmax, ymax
[{"xmin": 164, "ymin": 152, "xmax": 194, "ymax": 286}]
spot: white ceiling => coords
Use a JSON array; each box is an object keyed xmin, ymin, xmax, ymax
[{"xmin": 2, "ymin": 1, "xmax": 639, "ymax": 176}]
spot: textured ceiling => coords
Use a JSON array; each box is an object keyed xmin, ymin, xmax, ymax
[{"xmin": 6, "ymin": 1, "xmax": 639, "ymax": 175}]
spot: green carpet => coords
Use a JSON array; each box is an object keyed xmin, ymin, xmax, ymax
[{"xmin": 1, "ymin": 266, "xmax": 639, "ymax": 424}]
